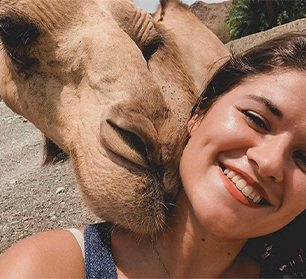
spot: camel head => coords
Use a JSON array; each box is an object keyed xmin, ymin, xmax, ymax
[
  {"xmin": 0, "ymin": 0, "xmax": 182, "ymax": 234},
  {"xmin": 0, "ymin": 0, "xmax": 230, "ymax": 235}
]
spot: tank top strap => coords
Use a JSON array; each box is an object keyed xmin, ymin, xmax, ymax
[
  {"xmin": 84, "ymin": 222, "xmax": 118, "ymax": 279},
  {"xmin": 66, "ymin": 228, "xmax": 85, "ymax": 260}
]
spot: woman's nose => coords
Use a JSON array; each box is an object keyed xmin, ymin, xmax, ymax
[{"xmin": 246, "ymin": 137, "xmax": 288, "ymax": 183}]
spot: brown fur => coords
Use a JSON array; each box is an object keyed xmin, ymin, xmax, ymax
[
  {"xmin": 154, "ymin": 0, "xmax": 231, "ymax": 94},
  {"xmin": 0, "ymin": 0, "xmax": 229, "ymax": 235},
  {"xmin": 162, "ymin": 0, "xmax": 189, "ymax": 8}
]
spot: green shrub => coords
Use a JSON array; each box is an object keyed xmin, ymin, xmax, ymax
[{"xmin": 226, "ymin": 0, "xmax": 306, "ymax": 40}]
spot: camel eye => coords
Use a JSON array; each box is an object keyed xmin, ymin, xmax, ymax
[{"xmin": 0, "ymin": 16, "xmax": 40, "ymax": 64}]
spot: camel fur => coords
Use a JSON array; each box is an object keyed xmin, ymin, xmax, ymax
[{"xmin": 0, "ymin": 0, "xmax": 230, "ymax": 235}]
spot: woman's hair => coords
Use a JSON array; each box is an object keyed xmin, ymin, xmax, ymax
[
  {"xmin": 190, "ymin": 33, "xmax": 306, "ymax": 119},
  {"xmin": 189, "ymin": 33, "xmax": 306, "ymax": 277}
]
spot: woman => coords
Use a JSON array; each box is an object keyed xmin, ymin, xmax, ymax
[{"xmin": 1, "ymin": 33, "xmax": 306, "ymax": 278}]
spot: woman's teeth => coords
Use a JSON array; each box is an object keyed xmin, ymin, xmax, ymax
[{"xmin": 223, "ymin": 168, "xmax": 262, "ymax": 204}]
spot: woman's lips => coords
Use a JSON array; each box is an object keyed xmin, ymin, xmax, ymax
[
  {"xmin": 219, "ymin": 166, "xmax": 265, "ymax": 208},
  {"xmin": 222, "ymin": 164, "xmax": 271, "ymax": 205}
]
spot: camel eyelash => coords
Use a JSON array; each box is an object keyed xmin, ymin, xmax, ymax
[
  {"xmin": 0, "ymin": 17, "xmax": 40, "ymax": 48},
  {"xmin": 0, "ymin": 17, "xmax": 40, "ymax": 68},
  {"xmin": 3, "ymin": 45, "xmax": 26, "ymax": 65}
]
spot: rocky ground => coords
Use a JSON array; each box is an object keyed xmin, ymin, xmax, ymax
[{"xmin": 0, "ymin": 100, "xmax": 99, "ymax": 254}]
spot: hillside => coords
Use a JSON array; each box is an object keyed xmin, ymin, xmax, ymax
[
  {"xmin": 189, "ymin": 0, "xmax": 232, "ymax": 31},
  {"xmin": 189, "ymin": 0, "xmax": 232, "ymax": 42}
]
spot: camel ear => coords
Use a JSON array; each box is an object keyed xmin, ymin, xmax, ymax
[
  {"xmin": 153, "ymin": 0, "xmax": 230, "ymax": 94},
  {"xmin": 155, "ymin": 0, "xmax": 185, "ymax": 23},
  {"xmin": 101, "ymin": 103, "xmax": 161, "ymax": 170},
  {"xmin": 160, "ymin": 0, "xmax": 168, "ymax": 10},
  {"xmin": 154, "ymin": 0, "xmax": 167, "ymax": 22}
]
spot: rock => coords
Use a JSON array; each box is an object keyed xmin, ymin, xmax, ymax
[
  {"xmin": 226, "ymin": 18, "xmax": 306, "ymax": 54},
  {"xmin": 56, "ymin": 187, "xmax": 65, "ymax": 194},
  {"xmin": 50, "ymin": 216, "xmax": 57, "ymax": 221}
]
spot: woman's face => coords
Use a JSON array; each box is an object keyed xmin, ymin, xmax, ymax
[{"xmin": 180, "ymin": 70, "xmax": 306, "ymax": 239}]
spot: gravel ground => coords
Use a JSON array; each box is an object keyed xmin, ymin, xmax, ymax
[{"xmin": 0, "ymin": 100, "xmax": 100, "ymax": 254}]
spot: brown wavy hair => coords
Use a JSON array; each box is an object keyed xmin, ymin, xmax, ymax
[
  {"xmin": 188, "ymin": 33, "xmax": 306, "ymax": 278},
  {"xmin": 191, "ymin": 33, "xmax": 306, "ymax": 120}
]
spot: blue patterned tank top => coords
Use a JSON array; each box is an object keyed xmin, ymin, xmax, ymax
[{"xmin": 84, "ymin": 222, "xmax": 271, "ymax": 278}]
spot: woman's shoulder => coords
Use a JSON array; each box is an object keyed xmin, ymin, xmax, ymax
[{"xmin": 0, "ymin": 228, "xmax": 85, "ymax": 279}]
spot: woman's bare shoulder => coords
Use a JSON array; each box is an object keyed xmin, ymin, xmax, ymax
[{"xmin": 0, "ymin": 228, "xmax": 85, "ymax": 279}]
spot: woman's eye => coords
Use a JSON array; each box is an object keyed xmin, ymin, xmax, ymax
[
  {"xmin": 294, "ymin": 151, "xmax": 306, "ymax": 172},
  {"xmin": 242, "ymin": 110, "xmax": 270, "ymax": 132}
]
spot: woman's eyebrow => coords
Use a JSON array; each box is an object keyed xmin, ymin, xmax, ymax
[{"xmin": 243, "ymin": 94, "xmax": 283, "ymax": 119}]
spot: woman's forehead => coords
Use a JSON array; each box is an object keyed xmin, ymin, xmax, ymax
[
  {"xmin": 222, "ymin": 70, "xmax": 306, "ymax": 131},
  {"xmin": 228, "ymin": 71, "xmax": 306, "ymax": 107}
]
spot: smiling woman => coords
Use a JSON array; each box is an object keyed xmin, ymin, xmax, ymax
[
  {"xmin": 183, "ymin": 71, "xmax": 306, "ymax": 236},
  {"xmin": 179, "ymin": 32, "xmax": 306, "ymax": 277}
]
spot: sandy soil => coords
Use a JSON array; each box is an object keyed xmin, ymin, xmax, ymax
[{"xmin": 0, "ymin": 100, "xmax": 99, "ymax": 254}]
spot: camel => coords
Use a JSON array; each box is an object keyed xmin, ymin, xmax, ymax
[
  {"xmin": 0, "ymin": 0, "xmax": 230, "ymax": 235},
  {"xmin": 108, "ymin": 0, "xmax": 230, "ymax": 126}
]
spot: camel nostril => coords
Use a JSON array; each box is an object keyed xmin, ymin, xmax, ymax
[{"xmin": 104, "ymin": 119, "xmax": 152, "ymax": 169}]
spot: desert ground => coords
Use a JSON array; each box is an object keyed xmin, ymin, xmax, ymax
[{"xmin": 0, "ymin": 100, "xmax": 99, "ymax": 253}]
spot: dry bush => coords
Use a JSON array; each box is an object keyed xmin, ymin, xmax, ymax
[{"xmin": 212, "ymin": 21, "xmax": 230, "ymax": 44}]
